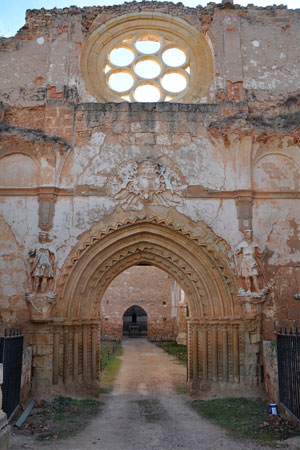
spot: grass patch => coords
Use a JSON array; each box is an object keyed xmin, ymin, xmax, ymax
[
  {"xmin": 22, "ymin": 396, "xmax": 102, "ymax": 441},
  {"xmin": 135, "ymin": 399, "xmax": 165, "ymax": 423},
  {"xmin": 100, "ymin": 340, "xmax": 121, "ymax": 371},
  {"xmin": 191, "ymin": 397, "xmax": 300, "ymax": 443},
  {"xmin": 175, "ymin": 384, "xmax": 188, "ymax": 395},
  {"xmin": 153, "ymin": 340, "xmax": 187, "ymax": 365},
  {"xmin": 100, "ymin": 343, "xmax": 123, "ymax": 393}
]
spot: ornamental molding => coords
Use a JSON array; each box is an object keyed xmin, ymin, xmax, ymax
[
  {"xmin": 79, "ymin": 243, "xmax": 203, "ymax": 318},
  {"xmin": 56, "ymin": 207, "xmax": 238, "ymax": 318},
  {"xmin": 58, "ymin": 210, "xmax": 234, "ymax": 288}
]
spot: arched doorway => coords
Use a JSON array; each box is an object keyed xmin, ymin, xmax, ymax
[
  {"xmin": 29, "ymin": 207, "xmax": 263, "ymax": 396},
  {"xmin": 123, "ymin": 305, "xmax": 148, "ymax": 338}
]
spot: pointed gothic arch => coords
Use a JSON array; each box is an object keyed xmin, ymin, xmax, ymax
[
  {"xmin": 30, "ymin": 207, "xmax": 262, "ymax": 396},
  {"xmin": 56, "ymin": 206, "xmax": 238, "ymax": 320}
]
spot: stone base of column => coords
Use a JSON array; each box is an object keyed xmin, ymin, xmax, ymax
[
  {"xmin": 0, "ymin": 410, "xmax": 10, "ymax": 450},
  {"xmin": 189, "ymin": 379, "xmax": 200, "ymax": 395},
  {"xmin": 65, "ymin": 380, "xmax": 100, "ymax": 397}
]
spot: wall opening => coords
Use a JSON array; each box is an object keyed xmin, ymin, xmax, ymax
[
  {"xmin": 100, "ymin": 265, "xmax": 188, "ymax": 344},
  {"xmin": 122, "ymin": 305, "xmax": 148, "ymax": 338}
]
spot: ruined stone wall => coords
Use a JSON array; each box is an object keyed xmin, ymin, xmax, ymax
[
  {"xmin": 101, "ymin": 266, "xmax": 176, "ymax": 341},
  {"xmin": 0, "ymin": 2, "xmax": 299, "ymax": 397},
  {"xmin": 0, "ymin": 100, "xmax": 299, "ymax": 339},
  {"xmin": 0, "ymin": 3, "xmax": 299, "ymax": 106}
]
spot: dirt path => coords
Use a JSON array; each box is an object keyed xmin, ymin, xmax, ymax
[{"xmin": 11, "ymin": 339, "xmax": 270, "ymax": 450}]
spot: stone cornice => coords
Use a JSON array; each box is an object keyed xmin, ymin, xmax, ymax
[{"xmin": 0, "ymin": 187, "xmax": 299, "ymax": 199}]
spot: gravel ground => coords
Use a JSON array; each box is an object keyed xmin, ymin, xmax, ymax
[{"xmin": 11, "ymin": 339, "xmax": 276, "ymax": 450}]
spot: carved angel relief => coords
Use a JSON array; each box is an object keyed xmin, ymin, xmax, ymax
[{"xmin": 113, "ymin": 158, "xmax": 185, "ymax": 209}]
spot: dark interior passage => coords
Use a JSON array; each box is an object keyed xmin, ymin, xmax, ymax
[{"xmin": 123, "ymin": 305, "xmax": 148, "ymax": 337}]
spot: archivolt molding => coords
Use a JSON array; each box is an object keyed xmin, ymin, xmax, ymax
[
  {"xmin": 77, "ymin": 244, "xmax": 206, "ymax": 318},
  {"xmin": 56, "ymin": 207, "xmax": 238, "ymax": 320}
]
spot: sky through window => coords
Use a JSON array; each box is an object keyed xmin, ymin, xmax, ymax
[{"xmin": 0, "ymin": 0, "xmax": 299, "ymax": 37}]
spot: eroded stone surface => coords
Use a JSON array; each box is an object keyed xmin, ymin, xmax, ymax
[{"xmin": 0, "ymin": 1, "xmax": 299, "ymax": 403}]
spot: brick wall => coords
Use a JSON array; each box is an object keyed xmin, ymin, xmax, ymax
[{"xmin": 100, "ymin": 265, "xmax": 179, "ymax": 341}]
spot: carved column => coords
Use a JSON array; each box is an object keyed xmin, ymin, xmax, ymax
[
  {"xmin": 202, "ymin": 327, "xmax": 208, "ymax": 382},
  {"xmin": 91, "ymin": 322, "xmax": 99, "ymax": 381},
  {"xmin": 52, "ymin": 320, "xmax": 62, "ymax": 385},
  {"xmin": 212, "ymin": 326, "xmax": 218, "ymax": 382},
  {"xmin": 232, "ymin": 325, "xmax": 240, "ymax": 383},
  {"xmin": 222, "ymin": 328, "xmax": 229, "ymax": 382},
  {"xmin": 73, "ymin": 323, "xmax": 80, "ymax": 383},
  {"xmin": 82, "ymin": 322, "xmax": 89, "ymax": 384},
  {"xmin": 192, "ymin": 326, "xmax": 199, "ymax": 382},
  {"xmin": 63, "ymin": 323, "xmax": 71, "ymax": 385},
  {"xmin": 188, "ymin": 320, "xmax": 200, "ymax": 392}
]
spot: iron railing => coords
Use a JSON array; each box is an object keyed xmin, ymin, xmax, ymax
[
  {"xmin": 0, "ymin": 328, "xmax": 23, "ymax": 421},
  {"xmin": 277, "ymin": 328, "xmax": 300, "ymax": 422}
]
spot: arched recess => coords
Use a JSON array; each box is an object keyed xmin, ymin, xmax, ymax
[
  {"xmin": 0, "ymin": 153, "xmax": 40, "ymax": 187},
  {"xmin": 123, "ymin": 305, "xmax": 148, "ymax": 337},
  {"xmin": 30, "ymin": 207, "xmax": 263, "ymax": 397},
  {"xmin": 56, "ymin": 206, "xmax": 238, "ymax": 320}
]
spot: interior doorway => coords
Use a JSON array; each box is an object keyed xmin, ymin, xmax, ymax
[{"xmin": 123, "ymin": 305, "xmax": 148, "ymax": 338}]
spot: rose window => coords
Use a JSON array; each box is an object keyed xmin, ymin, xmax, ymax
[
  {"xmin": 81, "ymin": 13, "xmax": 214, "ymax": 103},
  {"xmin": 105, "ymin": 34, "xmax": 190, "ymax": 102}
]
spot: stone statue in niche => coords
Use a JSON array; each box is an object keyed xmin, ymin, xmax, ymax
[
  {"xmin": 113, "ymin": 157, "xmax": 184, "ymax": 209},
  {"xmin": 28, "ymin": 232, "xmax": 56, "ymax": 293},
  {"xmin": 235, "ymin": 229, "xmax": 266, "ymax": 297}
]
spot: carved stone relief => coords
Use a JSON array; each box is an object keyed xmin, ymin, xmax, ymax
[
  {"xmin": 57, "ymin": 207, "xmax": 238, "ymax": 322},
  {"xmin": 26, "ymin": 292, "xmax": 56, "ymax": 319},
  {"xmin": 26, "ymin": 232, "xmax": 56, "ymax": 318},
  {"xmin": 235, "ymin": 229, "xmax": 267, "ymax": 298},
  {"xmin": 112, "ymin": 158, "xmax": 185, "ymax": 210}
]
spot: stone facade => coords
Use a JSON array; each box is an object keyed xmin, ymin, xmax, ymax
[{"xmin": 0, "ymin": 2, "xmax": 299, "ymax": 399}]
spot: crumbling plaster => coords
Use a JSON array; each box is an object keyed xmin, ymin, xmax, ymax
[
  {"xmin": 253, "ymin": 200, "xmax": 300, "ymax": 268},
  {"xmin": 0, "ymin": 2, "xmax": 299, "ymax": 397}
]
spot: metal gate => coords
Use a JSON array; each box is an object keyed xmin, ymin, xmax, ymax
[
  {"xmin": 277, "ymin": 329, "xmax": 300, "ymax": 421},
  {"xmin": 0, "ymin": 329, "xmax": 23, "ymax": 421}
]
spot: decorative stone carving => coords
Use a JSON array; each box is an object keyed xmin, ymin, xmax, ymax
[
  {"xmin": 28, "ymin": 232, "xmax": 56, "ymax": 294},
  {"xmin": 26, "ymin": 292, "xmax": 56, "ymax": 318},
  {"xmin": 57, "ymin": 207, "xmax": 237, "ymax": 319},
  {"xmin": 235, "ymin": 229, "xmax": 267, "ymax": 297},
  {"xmin": 113, "ymin": 158, "xmax": 184, "ymax": 209},
  {"xmin": 26, "ymin": 232, "xmax": 57, "ymax": 319}
]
